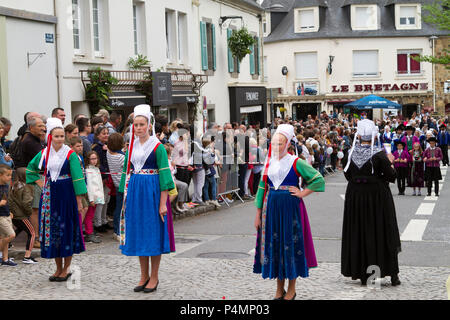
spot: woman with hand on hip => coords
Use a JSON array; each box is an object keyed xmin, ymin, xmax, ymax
[
  {"xmin": 253, "ymin": 124, "xmax": 325, "ymax": 300},
  {"xmin": 26, "ymin": 118, "xmax": 87, "ymax": 281},
  {"xmin": 119, "ymin": 105, "xmax": 175, "ymax": 293}
]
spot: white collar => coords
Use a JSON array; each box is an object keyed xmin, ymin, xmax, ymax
[
  {"xmin": 130, "ymin": 135, "xmax": 159, "ymax": 172},
  {"xmin": 268, "ymin": 153, "xmax": 296, "ymax": 190},
  {"xmin": 47, "ymin": 144, "xmax": 71, "ymax": 182}
]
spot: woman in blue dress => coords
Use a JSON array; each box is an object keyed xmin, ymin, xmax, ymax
[
  {"xmin": 26, "ymin": 118, "xmax": 87, "ymax": 282},
  {"xmin": 119, "ymin": 105, "xmax": 175, "ymax": 293},
  {"xmin": 254, "ymin": 124, "xmax": 325, "ymax": 300}
]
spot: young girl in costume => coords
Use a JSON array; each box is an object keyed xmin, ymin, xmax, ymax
[
  {"xmin": 253, "ymin": 124, "xmax": 325, "ymax": 300},
  {"xmin": 408, "ymin": 142, "xmax": 425, "ymax": 196},
  {"xmin": 26, "ymin": 118, "xmax": 87, "ymax": 282},
  {"xmin": 118, "ymin": 104, "xmax": 175, "ymax": 293}
]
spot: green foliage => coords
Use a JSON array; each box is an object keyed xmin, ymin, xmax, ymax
[
  {"xmin": 85, "ymin": 67, "xmax": 118, "ymax": 114},
  {"xmin": 127, "ymin": 54, "xmax": 151, "ymax": 70},
  {"xmin": 416, "ymin": 0, "xmax": 450, "ymax": 69},
  {"xmin": 227, "ymin": 28, "xmax": 257, "ymax": 63}
]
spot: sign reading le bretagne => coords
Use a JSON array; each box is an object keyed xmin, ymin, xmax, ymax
[{"xmin": 332, "ymin": 83, "xmax": 428, "ymax": 93}]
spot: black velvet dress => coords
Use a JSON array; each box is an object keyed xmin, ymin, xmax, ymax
[{"xmin": 341, "ymin": 148, "xmax": 401, "ymax": 282}]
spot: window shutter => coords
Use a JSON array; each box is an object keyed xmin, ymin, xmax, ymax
[
  {"xmin": 256, "ymin": 37, "xmax": 261, "ymax": 75},
  {"xmin": 227, "ymin": 28, "xmax": 234, "ymax": 73},
  {"xmin": 410, "ymin": 53, "xmax": 420, "ymax": 73},
  {"xmin": 212, "ymin": 24, "xmax": 216, "ymax": 71},
  {"xmin": 397, "ymin": 54, "xmax": 408, "ymax": 74},
  {"xmin": 200, "ymin": 21, "xmax": 208, "ymax": 71},
  {"xmin": 249, "ymin": 42, "xmax": 255, "ymax": 75}
]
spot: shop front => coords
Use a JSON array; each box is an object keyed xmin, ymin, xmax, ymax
[
  {"xmin": 292, "ymin": 103, "xmax": 320, "ymax": 121},
  {"xmin": 229, "ymin": 86, "xmax": 267, "ymax": 127}
]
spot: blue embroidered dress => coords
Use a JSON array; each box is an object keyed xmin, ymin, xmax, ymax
[
  {"xmin": 26, "ymin": 150, "xmax": 87, "ymax": 259},
  {"xmin": 119, "ymin": 143, "xmax": 174, "ymax": 256},
  {"xmin": 253, "ymin": 158, "xmax": 325, "ymax": 280}
]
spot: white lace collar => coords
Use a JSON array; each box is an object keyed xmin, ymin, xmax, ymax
[
  {"xmin": 351, "ymin": 144, "xmax": 382, "ymax": 170},
  {"xmin": 130, "ymin": 135, "xmax": 159, "ymax": 172},
  {"xmin": 268, "ymin": 153, "xmax": 296, "ymax": 190},
  {"xmin": 47, "ymin": 144, "xmax": 71, "ymax": 182}
]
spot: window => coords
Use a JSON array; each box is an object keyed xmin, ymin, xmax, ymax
[
  {"xmin": 353, "ymin": 50, "xmax": 379, "ymax": 77},
  {"xmin": 92, "ymin": 0, "xmax": 103, "ymax": 56},
  {"xmin": 294, "ymin": 7, "xmax": 319, "ymax": 33},
  {"xmin": 177, "ymin": 13, "xmax": 188, "ymax": 64},
  {"xmin": 250, "ymin": 36, "xmax": 260, "ymax": 76},
  {"xmin": 263, "ymin": 12, "xmax": 271, "ymax": 37},
  {"xmin": 227, "ymin": 28, "xmax": 240, "ymax": 74},
  {"xmin": 72, "ymin": 0, "xmax": 82, "ymax": 54},
  {"xmin": 397, "ymin": 51, "xmax": 422, "ymax": 75},
  {"xmin": 295, "ymin": 52, "xmax": 318, "ymax": 79},
  {"xmin": 133, "ymin": 5, "xmax": 138, "ymax": 55},
  {"xmin": 200, "ymin": 21, "xmax": 216, "ymax": 71},
  {"xmin": 165, "ymin": 10, "xmax": 176, "ymax": 61},
  {"xmin": 396, "ymin": 4, "xmax": 421, "ymax": 29},
  {"xmin": 351, "ymin": 5, "xmax": 378, "ymax": 30},
  {"xmin": 263, "ymin": 56, "xmax": 268, "ymax": 82}
]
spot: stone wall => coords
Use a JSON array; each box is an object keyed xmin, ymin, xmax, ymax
[{"xmin": 434, "ymin": 36, "xmax": 449, "ymax": 115}]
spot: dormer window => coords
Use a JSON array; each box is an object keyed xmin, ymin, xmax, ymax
[
  {"xmin": 396, "ymin": 4, "xmax": 421, "ymax": 30},
  {"xmin": 294, "ymin": 7, "xmax": 319, "ymax": 33},
  {"xmin": 351, "ymin": 4, "xmax": 378, "ymax": 30}
]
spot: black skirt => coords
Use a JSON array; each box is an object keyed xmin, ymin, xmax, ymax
[{"xmin": 424, "ymin": 166, "xmax": 442, "ymax": 181}]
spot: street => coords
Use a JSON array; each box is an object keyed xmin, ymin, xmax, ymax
[{"xmin": 1, "ymin": 168, "xmax": 449, "ymax": 300}]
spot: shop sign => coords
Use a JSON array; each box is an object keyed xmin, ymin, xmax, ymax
[
  {"xmin": 331, "ymin": 83, "xmax": 429, "ymax": 93},
  {"xmin": 240, "ymin": 105, "xmax": 262, "ymax": 113},
  {"xmin": 245, "ymin": 92, "xmax": 260, "ymax": 102}
]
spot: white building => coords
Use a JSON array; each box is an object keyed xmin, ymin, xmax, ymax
[
  {"xmin": 262, "ymin": 0, "xmax": 448, "ymax": 120},
  {"xmin": 0, "ymin": 0, "xmax": 267, "ymax": 139}
]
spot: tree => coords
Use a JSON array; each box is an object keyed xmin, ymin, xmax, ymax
[{"xmin": 414, "ymin": 0, "xmax": 450, "ymax": 69}]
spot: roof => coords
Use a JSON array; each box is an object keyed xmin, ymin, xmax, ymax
[
  {"xmin": 265, "ymin": 0, "xmax": 448, "ymax": 43},
  {"xmin": 261, "ymin": 0, "xmax": 295, "ymax": 12},
  {"xmin": 293, "ymin": 0, "xmax": 328, "ymax": 8},
  {"xmin": 238, "ymin": 0, "xmax": 264, "ymax": 11}
]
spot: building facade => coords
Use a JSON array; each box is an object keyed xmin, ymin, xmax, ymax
[
  {"xmin": 262, "ymin": 0, "xmax": 449, "ymax": 120},
  {"xmin": 0, "ymin": 0, "xmax": 266, "ymax": 139}
]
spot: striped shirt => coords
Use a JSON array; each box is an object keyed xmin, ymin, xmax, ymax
[{"xmin": 106, "ymin": 151, "xmax": 125, "ymax": 188}]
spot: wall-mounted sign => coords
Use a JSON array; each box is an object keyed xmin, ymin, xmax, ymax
[
  {"xmin": 151, "ymin": 72, "xmax": 173, "ymax": 106},
  {"xmin": 331, "ymin": 83, "xmax": 429, "ymax": 93},
  {"xmin": 240, "ymin": 105, "xmax": 262, "ymax": 113},
  {"xmin": 45, "ymin": 33, "xmax": 54, "ymax": 43},
  {"xmin": 245, "ymin": 92, "xmax": 260, "ymax": 102}
]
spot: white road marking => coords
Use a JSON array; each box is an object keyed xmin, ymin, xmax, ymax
[
  {"xmin": 401, "ymin": 219, "xmax": 429, "ymax": 241},
  {"xmin": 424, "ymin": 196, "xmax": 439, "ymax": 201},
  {"xmin": 415, "ymin": 203, "xmax": 436, "ymax": 215}
]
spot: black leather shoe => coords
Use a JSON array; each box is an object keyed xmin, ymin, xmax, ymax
[
  {"xmin": 283, "ymin": 293, "xmax": 296, "ymax": 300},
  {"xmin": 143, "ymin": 280, "xmax": 159, "ymax": 293},
  {"xmin": 273, "ymin": 290, "xmax": 286, "ymax": 300},
  {"xmin": 134, "ymin": 279, "xmax": 150, "ymax": 292},
  {"xmin": 55, "ymin": 273, "xmax": 72, "ymax": 282},
  {"xmin": 391, "ymin": 275, "xmax": 401, "ymax": 286},
  {"xmin": 49, "ymin": 275, "xmax": 58, "ymax": 282}
]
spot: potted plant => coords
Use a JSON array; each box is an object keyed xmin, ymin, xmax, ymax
[
  {"xmin": 127, "ymin": 54, "xmax": 151, "ymax": 70},
  {"xmin": 84, "ymin": 67, "xmax": 118, "ymax": 115},
  {"xmin": 227, "ymin": 27, "xmax": 257, "ymax": 63}
]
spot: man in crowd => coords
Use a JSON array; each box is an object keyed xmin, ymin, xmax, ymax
[{"xmin": 51, "ymin": 107, "xmax": 66, "ymax": 125}]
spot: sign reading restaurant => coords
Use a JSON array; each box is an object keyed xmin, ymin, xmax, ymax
[{"xmin": 331, "ymin": 83, "xmax": 429, "ymax": 93}]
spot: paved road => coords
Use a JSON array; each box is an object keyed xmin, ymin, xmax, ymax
[{"xmin": 1, "ymin": 169, "xmax": 449, "ymax": 300}]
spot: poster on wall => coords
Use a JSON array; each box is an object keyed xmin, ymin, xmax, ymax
[{"xmin": 294, "ymin": 82, "xmax": 318, "ymax": 96}]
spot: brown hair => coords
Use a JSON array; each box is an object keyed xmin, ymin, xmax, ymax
[
  {"xmin": 0, "ymin": 164, "xmax": 12, "ymax": 175},
  {"xmin": 68, "ymin": 136, "xmax": 82, "ymax": 146},
  {"xmin": 65, "ymin": 124, "xmax": 77, "ymax": 134},
  {"xmin": 107, "ymin": 133, "xmax": 124, "ymax": 152},
  {"xmin": 86, "ymin": 151, "xmax": 100, "ymax": 167}
]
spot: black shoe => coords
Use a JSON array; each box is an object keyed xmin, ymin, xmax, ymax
[
  {"xmin": 49, "ymin": 275, "xmax": 58, "ymax": 282},
  {"xmin": 103, "ymin": 223, "xmax": 114, "ymax": 230},
  {"xmin": 427, "ymin": 193, "xmax": 432, "ymax": 197},
  {"xmin": 94, "ymin": 225, "xmax": 107, "ymax": 233},
  {"xmin": 133, "ymin": 279, "xmax": 150, "ymax": 292},
  {"xmin": 283, "ymin": 293, "xmax": 296, "ymax": 300},
  {"xmin": 143, "ymin": 280, "xmax": 159, "ymax": 293},
  {"xmin": 391, "ymin": 275, "xmax": 401, "ymax": 286},
  {"xmin": 273, "ymin": 290, "xmax": 286, "ymax": 300},
  {"xmin": 55, "ymin": 273, "xmax": 72, "ymax": 282}
]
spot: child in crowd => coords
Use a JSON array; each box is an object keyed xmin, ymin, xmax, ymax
[
  {"xmin": 84, "ymin": 151, "xmax": 103, "ymax": 243},
  {"xmin": 202, "ymin": 138, "xmax": 220, "ymax": 208},
  {"xmin": 69, "ymin": 137, "xmax": 89, "ymax": 221},
  {"xmin": 10, "ymin": 167, "xmax": 37, "ymax": 264},
  {"xmin": 0, "ymin": 164, "xmax": 16, "ymax": 266},
  {"xmin": 408, "ymin": 142, "xmax": 425, "ymax": 196},
  {"xmin": 165, "ymin": 143, "xmax": 190, "ymax": 212},
  {"xmin": 106, "ymin": 133, "xmax": 125, "ymax": 240},
  {"xmin": 393, "ymin": 141, "xmax": 410, "ymax": 196},
  {"xmin": 423, "ymin": 137, "xmax": 443, "ymax": 197}
]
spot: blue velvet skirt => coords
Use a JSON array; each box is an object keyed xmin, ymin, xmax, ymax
[{"xmin": 253, "ymin": 188, "xmax": 309, "ymax": 280}]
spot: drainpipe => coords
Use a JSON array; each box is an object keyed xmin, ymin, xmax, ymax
[{"xmin": 54, "ymin": 0, "xmax": 62, "ymax": 108}]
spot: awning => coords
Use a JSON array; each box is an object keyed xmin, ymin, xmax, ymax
[{"xmin": 108, "ymin": 91, "xmax": 146, "ymax": 108}]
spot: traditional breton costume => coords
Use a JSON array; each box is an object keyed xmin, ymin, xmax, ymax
[
  {"xmin": 423, "ymin": 137, "xmax": 443, "ymax": 197},
  {"xmin": 118, "ymin": 105, "xmax": 175, "ymax": 256},
  {"xmin": 437, "ymin": 124, "xmax": 449, "ymax": 166},
  {"xmin": 407, "ymin": 144, "xmax": 425, "ymax": 194},
  {"xmin": 393, "ymin": 141, "xmax": 411, "ymax": 195},
  {"xmin": 26, "ymin": 118, "xmax": 87, "ymax": 259},
  {"xmin": 401, "ymin": 126, "xmax": 420, "ymax": 152},
  {"xmin": 253, "ymin": 124, "xmax": 325, "ymax": 280},
  {"xmin": 391, "ymin": 124, "xmax": 405, "ymax": 153},
  {"xmin": 341, "ymin": 119, "xmax": 401, "ymax": 285}
]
